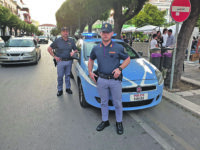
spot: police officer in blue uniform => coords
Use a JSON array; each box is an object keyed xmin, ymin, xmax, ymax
[
  {"xmin": 47, "ymin": 27, "xmax": 78, "ymax": 96},
  {"xmin": 88, "ymin": 23, "xmax": 130, "ymax": 135}
]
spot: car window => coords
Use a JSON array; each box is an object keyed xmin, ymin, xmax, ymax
[
  {"xmin": 84, "ymin": 41, "xmax": 139, "ymax": 60},
  {"xmin": 5, "ymin": 39, "xmax": 35, "ymax": 47}
]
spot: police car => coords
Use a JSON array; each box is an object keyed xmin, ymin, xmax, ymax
[{"xmin": 71, "ymin": 33, "xmax": 164, "ymax": 111}]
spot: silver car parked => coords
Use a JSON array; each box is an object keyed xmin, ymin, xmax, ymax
[{"xmin": 0, "ymin": 37, "xmax": 41, "ymax": 66}]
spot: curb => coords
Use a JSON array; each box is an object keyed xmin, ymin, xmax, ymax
[
  {"xmin": 181, "ymin": 76, "xmax": 200, "ymax": 87},
  {"xmin": 163, "ymin": 90, "xmax": 200, "ymax": 117},
  {"xmin": 163, "ymin": 76, "xmax": 200, "ymax": 117}
]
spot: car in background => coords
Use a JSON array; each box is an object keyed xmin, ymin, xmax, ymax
[
  {"xmin": 0, "ymin": 37, "xmax": 41, "ymax": 66},
  {"xmin": 71, "ymin": 33, "xmax": 164, "ymax": 111},
  {"xmin": 38, "ymin": 36, "xmax": 48, "ymax": 44}
]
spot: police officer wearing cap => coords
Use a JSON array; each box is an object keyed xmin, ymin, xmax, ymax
[
  {"xmin": 88, "ymin": 23, "xmax": 130, "ymax": 135},
  {"xmin": 47, "ymin": 27, "xmax": 78, "ymax": 96}
]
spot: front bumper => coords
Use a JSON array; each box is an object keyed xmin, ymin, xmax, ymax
[
  {"xmin": 0, "ymin": 56, "xmax": 36, "ymax": 64},
  {"xmin": 82, "ymin": 78, "xmax": 164, "ymax": 111}
]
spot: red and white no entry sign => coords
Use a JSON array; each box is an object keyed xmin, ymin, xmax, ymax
[{"xmin": 170, "ymin": 0, "xmax": 191, "ymax": 22}]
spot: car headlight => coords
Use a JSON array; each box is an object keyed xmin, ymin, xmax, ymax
[
  {"xmin": 24, "ymin": 51, "xmax": 36, "ymax": 56},
  {"xmin": 0, "ymin": 51, "xmax": 7, "ymax": 56},
  {"xmin": 155, "ymin": 69, "xmax": 164, "ymax": 85}
]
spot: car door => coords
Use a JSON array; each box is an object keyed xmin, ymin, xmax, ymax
[{"xmin": 72, "ymin": 39, "xmax": 82, "ymax": 84}]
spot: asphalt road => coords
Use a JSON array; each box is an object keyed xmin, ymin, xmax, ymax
[{"xmin": 0, "ymin": 43, "xmax": 199, "ymax": 150}]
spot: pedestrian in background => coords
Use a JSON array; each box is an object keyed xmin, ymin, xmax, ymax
[
  {"xmin": 150, "ymin": 34, "xmax": 159, "ymax": 49},
  {"xmin": 166, "ymin": 29, "xmax": 175, "ymax": 48},
  {"xmin": 123, "ymin": 35, "xmax": 129, "ymax": 44},
  {"xmin": 88, "ymin": 23, "xmax": 130, "ymax": 135},
  {"xmin": 47, "ymin": 27, "xmax": 78, "ymax": 96},
  {"xmin": 162, "ymin": 28, "xmax": 168, "ymax": 47},
  {"xmin": 157, "ymin": 31, "xmax": 163, "ymax": 48}
]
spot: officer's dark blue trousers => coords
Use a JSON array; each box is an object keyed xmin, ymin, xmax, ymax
[
  {"xmin": 57, "ymin": 60, "xmax": 73, "ymax": 91},
  {"xmin": 97, "ymin": 77, "xmax": 123, "ymax": 122}
]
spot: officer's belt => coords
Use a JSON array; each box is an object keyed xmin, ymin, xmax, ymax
[
  {"xmin": 99, "ymin": 73, "xmax": 117, "ymax": 80},
  {"xmin": 61, "ymin": 58, "xmax": 71, "ymax": 61}
]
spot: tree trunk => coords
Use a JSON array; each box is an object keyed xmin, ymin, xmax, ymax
[
  {"xmin": 113, "ymin": 2, "xmax": 123, "ymax": 39},
  {"xmin": 2, "ymin": 26, "xmax": 6, "ymax": 36},
  {"xmin": 80, "ymin": 23, "xmax": 86, "ymax": 34},
  {"xmin": 9, "ymin": 27, "xmax": 12, "ymax": 36},
  {"xmin": 14, "ymin": 29, "xmax": 18, "ymax": 36},
  {"xmin": 88, "ymin": 23, "xmax": 93, "ymax": 33},
  {"xmin": 113, "ymin": 0, "xmax": 147, "ymax": 39},
  {"xmin": 173, "ymin": 0, "xmax": 200, "ymax": 88}
]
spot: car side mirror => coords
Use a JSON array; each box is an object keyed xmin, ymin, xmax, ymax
[{"xmin": 138, "ymin": 51, "xmax": 143, "ymax": 56}]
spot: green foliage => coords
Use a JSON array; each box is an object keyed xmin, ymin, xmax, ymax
[
  {"xmin": 51, "ymin": 28, "xmax": 60, "ymax": 36},
  {"xmin": 0, "ymin": 5, "xmax": 39, "ymax": 36},
  {"xmin": 0, "ymin": 5, "xmax": 11, "ymax": 26},
  {"xmin": 196, "ymin": 15, "xmax": 200, "ymax": 28},
  {"xmin": 128, "ymin": 3, "xmax": 166, "ymax": 27}
]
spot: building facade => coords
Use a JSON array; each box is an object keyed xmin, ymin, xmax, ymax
[
  {"xmin": 149, "ymin": 0, "xmax": 173, "ymax": 23},
  {"xmin": 38, "ymin": 24, "xmax": 56, "ymax": 37},
  {"xmin": 0, "ymin": 0, "xmax": 17, "ymax": 14},
  {"xmin": 13, "ymin": 0, "xmax": 32, "ymax": 24}
]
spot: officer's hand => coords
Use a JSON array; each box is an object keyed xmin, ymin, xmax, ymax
[
  {"xmin": 70, "ymin": 50, "xmax": 78, "ymax": 57},
  {"xmin": 112, "ymin": 68, "xmax": 121, "ymax": 79},
  {"xmin": 54, "ymin": 56, "xmax": 61, "ymax": 62},
  {"xmin": 89, "ymin": 72, "xmax": 98, "ymax": 83}
]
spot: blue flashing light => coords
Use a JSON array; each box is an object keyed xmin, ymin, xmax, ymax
[
  {"xmin": 81, "ymin": 33, "xmax": 98, "ymax": 39},
  {"xmin": 112, "ymin": 33, "xmax": 117, "ymax": 37}
]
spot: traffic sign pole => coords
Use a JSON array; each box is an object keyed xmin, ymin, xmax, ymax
[{"xmin": 170, "ymin": 22, "xmax": 179, "ymax": 90}]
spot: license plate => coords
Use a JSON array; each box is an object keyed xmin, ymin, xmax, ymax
[
  {"xmin": 9, "ymin": 57, "xmax": 20, "ymax": 60},
  {"xmin": 130, "ymin": 93, "xmax": 148, "ymax": 101}
]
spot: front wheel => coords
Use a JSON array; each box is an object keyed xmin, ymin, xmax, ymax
[{"xmin": 78, "ymin": 83, "xmax": 89, "ymax": 108}]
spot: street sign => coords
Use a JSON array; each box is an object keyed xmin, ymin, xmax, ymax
[{"xmin": 170, "ymin": 0, "xmax": 191, "ymax": 22}]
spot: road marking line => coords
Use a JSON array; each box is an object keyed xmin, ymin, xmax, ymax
[
  {"xmin": 147, "ymin": 114, "xmax": 197, "ymax": 150},
  {"xmin": 128, "ymin": 113, "xmax": 175, "ymax": 150}
]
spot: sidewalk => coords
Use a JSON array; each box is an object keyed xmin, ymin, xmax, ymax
[{"xmin": 163, "ymin": 60, "xmax": 200, "ymax": 117}]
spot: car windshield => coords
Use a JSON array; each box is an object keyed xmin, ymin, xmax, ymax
[
  {"xmin": 84, "ymin": 41, "xmax": 139, "ymax": 60},
  {"xmin": 5, "ymin": 39, "xmax": 35, "ymax": 47},
  {"xmin": 39, "ymin": 36, "xmax": 46, "ymax": 38}
]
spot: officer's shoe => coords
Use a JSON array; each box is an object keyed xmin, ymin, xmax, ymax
[
  {"xmin": 116, "ymin": 122, "xmax": 124, "ymax": 135},
  {"xmin": 57, "ymin": 90, "xmax": 63, "ymax": 96},
  {"xmin": 66, "ymin": 88, "xmax": 73, "ymax": 94},
  {"xmin": 96, "ymin": 121, "xmax": 110, "ymax": 131}
]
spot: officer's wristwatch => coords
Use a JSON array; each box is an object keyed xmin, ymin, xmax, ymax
[{"xmin": 119, "ymin": 66, "xmax": 122, "ymax": 71}]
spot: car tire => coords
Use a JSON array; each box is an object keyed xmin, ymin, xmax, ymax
[
  {"xmin": 78, "ymin": 83, "xmax": 89, "ymax": 108},
  {"xmin": 33, "ymin": 55, "xmax": 38, "ymax": 65}
]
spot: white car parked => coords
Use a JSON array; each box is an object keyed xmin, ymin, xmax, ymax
[{"xmin": 0, "ymin": 37, "xmax": 41, "ymax": 66}]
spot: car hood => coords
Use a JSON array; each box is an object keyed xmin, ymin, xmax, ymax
[
  {"xmin": 85, "ymin": 58, "xmax": 158, "ymax": 81},
  {"xmin": 1, "ymin": 47, "xmax": 35, "ymax": 53}
]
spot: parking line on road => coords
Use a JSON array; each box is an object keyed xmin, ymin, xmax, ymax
[
  {"xmin": 128, "ymin": 113, "xmax": 175, "ymax": 150},
  {"xmin": 146, "ymin": 114, "xmax": 197, "ymax": 150}
]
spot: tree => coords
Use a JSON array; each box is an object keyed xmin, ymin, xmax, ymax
[
  {"xmin": 51, "ymin": 28, "xmax": 60, "ymax": 36},
  {"xmin": 127, "ymin": 3, "xmax": 166, "ymax": 27},
  {"xmin": 56, "ymin": 0, "xmax": 112, "ymax": 34},
  {"xmin": 111, "ymin": 0, "xmax": 147, "ymax": 38},
  {"xmin": 7, "ymin": 14, "xmax": 19, "ymax": 35},
  {"xmin": 0, "ymin": 5, "xmax": 11, "ymax": 36},
  {"xmin": 173, "ymin": 0, "xmax": 200, "ymax": 88}
]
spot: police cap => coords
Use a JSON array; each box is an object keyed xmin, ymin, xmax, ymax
[
  {"xmin": 61, "ymin": 27, "xmax": 69, "ymax": 31},
  {"xmin": 101, "ymin": 23, "xmax": 112, "ymax": 33}
]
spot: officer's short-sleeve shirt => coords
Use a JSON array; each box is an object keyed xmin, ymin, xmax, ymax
[
  {"xmin": 50, "ymin": 37, "xmax": 77, "ymax": 59},
  {"xmin": 90, "ymin": 41, "xmax": 129, "ymax": 75}
]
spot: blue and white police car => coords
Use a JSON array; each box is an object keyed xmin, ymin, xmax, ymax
[{"xmin": 71, "ymin": 33, "xmax": 164, "ymax": 111}]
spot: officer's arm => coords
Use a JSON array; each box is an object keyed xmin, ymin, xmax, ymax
[
  {"xmin": 88, "ymin": 58, "xmax": 94, "ymax": 74},
  {"xmin": 47, "ymin": 46, "xmax": 55, "ymax": 57},
  {"xmin": 88, "ymin": 58, "xmax": 97, "ymax": 83},
  {"xmin": 120, "ymin": 56, "xmax": 130, "ymax": 70}
]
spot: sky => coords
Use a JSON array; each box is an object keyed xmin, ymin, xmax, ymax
[{"xmin": 23, "ymin": 0, "xmax": 66, "ymax": 25}]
